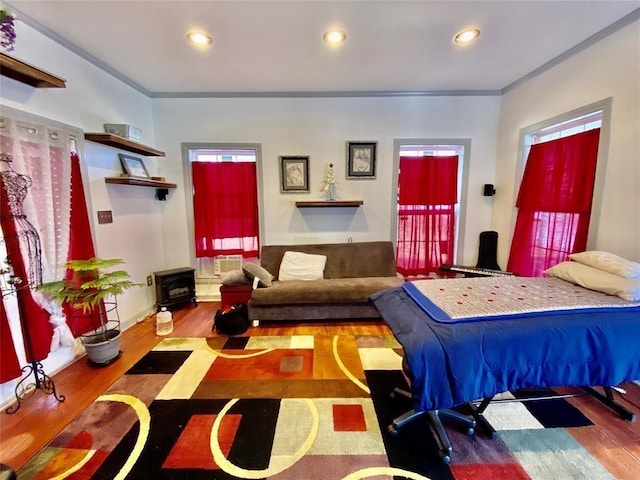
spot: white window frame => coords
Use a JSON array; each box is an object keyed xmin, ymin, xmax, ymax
[
  {"xmin": 181, "ymin": 142, "xmax": 265, "ymax": 280},
  {"xmin": 512, "ymin": 98, "xmax": 612, "ymax": 251},
  {"xmin": 391, "ymin": 138, "xmax": 471, "ymax": 263}
]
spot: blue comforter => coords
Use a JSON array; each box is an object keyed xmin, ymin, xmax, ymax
[{"xmin": 370, "ymin": 286, "xmax": 640, "ymax": 412}]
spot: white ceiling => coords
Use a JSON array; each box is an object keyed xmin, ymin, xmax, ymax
[{"xmin": 8, "ymin": 0, "xmax": 640, "ymax": 96}]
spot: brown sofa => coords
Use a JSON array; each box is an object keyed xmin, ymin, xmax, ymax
[{"xmin": 248, "ymin": 241, "xmax": 403, "ymax": 324}]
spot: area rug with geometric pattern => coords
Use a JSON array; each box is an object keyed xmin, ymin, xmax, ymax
[{"xmin": 18, "ymin": 335, "xmax": 638, "ymax": 479}]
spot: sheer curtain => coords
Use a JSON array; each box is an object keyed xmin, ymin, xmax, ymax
[
  {"xmin": 396, "ymin": 155, "xmax": 458, "ymax": 276},
  {"xmin": 0, "ymin": 115, "xmax": 75, "ymax": 357},
  {"xmin": 192, "ymin": 161, "xmax": 259, "ymax": 258},
  {"xmin": 0, "ymin": 153, "xmax": 53, "ymax": 364},
  {"xmin": 507, "ymin": 129, "xmax": 600, "ymax": 277}
]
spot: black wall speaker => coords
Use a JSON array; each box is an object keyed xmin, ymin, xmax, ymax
[{"xmin": 483, "ymin": 184, "xmax": 496, "ymax": 196}]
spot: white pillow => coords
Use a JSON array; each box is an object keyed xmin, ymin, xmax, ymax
[
  {"xmin": 569, "ymin": 250, "xmax": 640, "ymax": 279},
  {"xmin": 545, "ymin": 261, "xmax": 640, "ymax": 301},
  {"xmin": 279, "ymin": 251, "xmax": 327, "ymax": 281}
]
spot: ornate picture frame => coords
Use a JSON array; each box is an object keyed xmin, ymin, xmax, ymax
[
  {"xmin": 280, "ymin": 156, "xmax": 309, "ymax": 192},
  {"xmin": 118, "ymin": 153, "xmax": 149, "ymax": 178},
  {"xmin": 346, "ymin": 141, "xmax": 377, "ymax": 179}
]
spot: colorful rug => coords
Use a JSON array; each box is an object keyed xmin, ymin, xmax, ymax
[{"xmin": 18, "ymin": 335, "xmax": 632, "ymax": 479}]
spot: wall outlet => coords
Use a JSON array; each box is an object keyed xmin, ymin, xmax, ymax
[
  {"xmin": 97, "ymin": 210, "xmax": 113, "ymax": 224},
  {"xmin": 146, "ymin": 275, "xmax": 153, "ymax": 286}
]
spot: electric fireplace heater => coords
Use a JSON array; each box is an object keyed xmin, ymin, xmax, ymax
[{"xmin": 154, "ymin": 267, "xmax": 196, "ymax": 310}]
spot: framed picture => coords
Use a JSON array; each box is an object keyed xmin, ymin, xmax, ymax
[
  {"xmin": 346, "ymin": 141, "xmax": 377, "ymax": 179},
  {"xmin": 280, "ymin": 156, "xmax": 309, "ymax": 192},
  {"xmin": 118, "ymin": 153, "xmax": 149, "ymax": 178}
]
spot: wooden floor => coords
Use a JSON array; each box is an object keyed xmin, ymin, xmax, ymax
[
  {"xmin": 0, "ymin": 301, "xmax": 392, "ymax": 471},
  {"xmin": 1, "ymin": 302, "xmax": 639, "ymax": 477}
]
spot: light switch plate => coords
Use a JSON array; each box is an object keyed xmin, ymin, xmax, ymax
[{"xmin": 97, "ymin": 210, "xmax": 113, "ymax": 224}]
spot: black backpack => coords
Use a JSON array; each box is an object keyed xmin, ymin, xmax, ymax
[{"xmin": 213, "ymin": 303, "xmax": 250, "ymax": 335}]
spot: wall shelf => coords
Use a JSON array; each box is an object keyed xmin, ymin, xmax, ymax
[
  {"xmin": 85, "ymin": 133, "xmax": 165, "ymax": 156},
  {"xmin": 104, "ymin": 177, "xmax": 176, "ymax": 201},
  {"xmin": 105, "ymin": 177, "xmax": 176, "ymax": 189},
  {"xmin": 0, "ymin": 53, "xmax": 66, "ymax": 88},
  {"xmin": 295, "ymin": 200, "xmax": 363, "ymax": 208}
]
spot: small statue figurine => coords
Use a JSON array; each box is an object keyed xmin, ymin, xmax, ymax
[{"xmin": 320, "ymin": 163, "xmax": 340, "ymax": 201}]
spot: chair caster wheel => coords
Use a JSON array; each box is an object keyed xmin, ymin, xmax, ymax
[
  {"xmin": 466, "ymin": 427, "xmax": 475, "ymax": 436},
  {"xmin": 387, "ymin": 425, "xmax": 399, "ymax": 437},
  {"xmin": 439, "ymin": 452, "xmax": 451, "ymax": 464}
]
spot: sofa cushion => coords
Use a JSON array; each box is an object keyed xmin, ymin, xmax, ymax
[
  {"xmin": 220, "ymin": 269, "xmax": 251, "ymax": 286},
  {"xmin": 249, "ymin": 277, "xmax": 403, "ymax": 305},
  {"xmin": 243, "ymin": 264, "xmax": 274, "ymax": 288},
  {"xmin": 260, "ymin": 241, "xmax": 398, "ymax": 280},
  {"xmin": 279, "ymin": 251, "xmax": 327, "ymax": 281}
]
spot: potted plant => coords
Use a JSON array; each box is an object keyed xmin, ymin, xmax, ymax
[
  {"xmin": 39, "ymin": 257, "xmax": 141, "ymax": 365},
  {"xmin": 0, "ymin": 6, "xmax": 16, "ymax": 53}
]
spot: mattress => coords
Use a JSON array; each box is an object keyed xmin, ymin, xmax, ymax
[{"xmin": 370, "ymin": 277, "xmax": 640, "ymax": 412}]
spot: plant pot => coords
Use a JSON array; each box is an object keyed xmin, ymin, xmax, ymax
[
  {"xmin": 81, "ymin": 327, "xmax": 121, "ymax": 365},
  {"xmin": 72, "ymin": 302, "xmax": 122, "ymax": 365}
]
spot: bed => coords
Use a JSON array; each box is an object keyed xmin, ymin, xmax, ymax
[{"xmin": 370, "ymin": 275, "xmax": 640, "ymax": 459}]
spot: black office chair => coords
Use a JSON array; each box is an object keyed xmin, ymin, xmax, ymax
[
  {"xmin": 387, "ymin": 358, "xmax": 476, "ymax": 464},
  {"xmin": 476, "ymin": 230, "xmax": 501, "ymax": 271}
]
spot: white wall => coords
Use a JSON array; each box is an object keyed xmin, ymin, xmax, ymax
[
  {"xmin": 153, "ymin": 95, "xmax": 501, "ymax": 269},
  {"xmin": 493, "ymin": 19, "xmax": 640, "ymax": 266},
  {"xmin": 0, "ymin": 23, "xmax": 165, "ymax": 407}
]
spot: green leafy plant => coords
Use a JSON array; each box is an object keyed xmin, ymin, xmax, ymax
[
  {"xmin": 0, "ymin": 6, "xmax": 16, "ymax": 52},
  {"xmin": 39, "ymin": 257, "xmax": 141, "ymax": 314}
]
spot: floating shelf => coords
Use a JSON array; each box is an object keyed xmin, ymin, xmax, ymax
[
  {"xmin": 104, "ymin": 177, "xmax": 176, "ymax": 189},
  {"xmin": 295, "ymin": 200, "xmax": 363, "ymax": 208},
  {"xmin": 0, "ymin": 53, "xmax": 66, "ymax": 88},
  {"xmin": 85, "ymin": 133, "xmax": 165, "ymax": 157}
]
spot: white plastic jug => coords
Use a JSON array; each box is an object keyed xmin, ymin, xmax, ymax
[{"xmin": 156, "ymin": 307, "xmax": 173, "ymax": 336}]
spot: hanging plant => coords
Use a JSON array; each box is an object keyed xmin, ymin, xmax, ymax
[{"xmin": 0, "ymin": 5, "xmax": 16, "ymax": 52}]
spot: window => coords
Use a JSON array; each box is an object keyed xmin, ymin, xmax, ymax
[
  {"xmin": 507, "ymin": 108, "xmax": 604, "ymax": 277},
  {"xmin": 393, "ymin": 141, "xmax": 468, "ymax": 276},
  {"xmin": 183, "ymin": 144, "xmax": 263, "ymax": 279}
]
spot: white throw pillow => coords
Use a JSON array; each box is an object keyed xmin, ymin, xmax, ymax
[
  {"xmin": 279, "ymin": 251, "xmax": 327, "ymax": 281},
  {"xmin": 569, "ymin": 250, "xmax": 640, "ymax": 279},
  {"xmin": 545, "ymin": 261, "xmax": 640, "ymax": 301}
]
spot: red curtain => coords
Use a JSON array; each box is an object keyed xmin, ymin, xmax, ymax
[
  {"xmin": 192, "ymin": 162, "xmax": 259, "ymax": 258},
  {"xmin": 63, "ymin": 152, "xmax": 102, "ymax": 336},
  {"xmin": 0, "ymin": 298, "xmax": 21, "ymax": 383},
  {"xmin": 0, "ymin": 176, "xmax": 52, "ymax": 363},
  {"xmin": 507, "ymin": 129, "xmax": 600, "ymax": 277},
  {"xmin": 396, "ymin": 155, "xmax": 458, "ymax": 276}
]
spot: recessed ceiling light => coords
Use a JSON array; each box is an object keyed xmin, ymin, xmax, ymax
[
  {"xmin": 453, "ymin": 28, "xmax": 480, "ymax": 45},
  {"xmin": 187, "ymin": 31, "xmax": 213, "ymax": 46},
  {"xmin": 323, "ymin": 29, "xmax": 346, "ymax": 45}
]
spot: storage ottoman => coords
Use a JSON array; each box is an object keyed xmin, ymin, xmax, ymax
[{"xmin": 220, "ymin": 284, "xmax": 252, "ymax": 311}]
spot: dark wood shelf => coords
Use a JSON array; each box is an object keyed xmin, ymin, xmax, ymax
[
  {"xmin": 85, "ymin": 133, "xmax": 165, "ymax": 157},
  {"xmin": 105, "ymin": 177, "xmax": 176, "ymax": 189},
  {"xmin": 0, "ymin": 53, "xmax": 66, "ymax": 88},
  {"xmin": 295, "ymin": 200, "xmax": 363, "ymax": 208}
]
